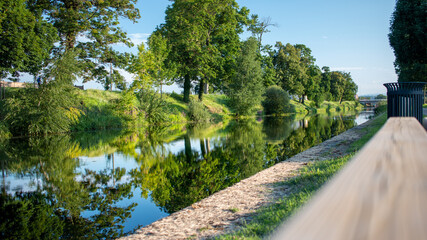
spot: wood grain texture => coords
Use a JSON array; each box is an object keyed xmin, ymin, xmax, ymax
[{"xmin": 273, "ymin": 117, "xmax": 427, "ymax": 240}]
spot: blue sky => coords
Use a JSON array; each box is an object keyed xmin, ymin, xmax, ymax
[{"xmin": 98, "ymin": 0, "xmax": 398, "ymax": 95}]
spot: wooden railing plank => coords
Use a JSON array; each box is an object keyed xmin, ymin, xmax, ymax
[{"xmin": 273, "ymin": 117, "xmax": 427, "ymax": 240}]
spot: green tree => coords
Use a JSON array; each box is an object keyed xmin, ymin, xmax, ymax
[
  {"xmin": 329, "ymin": 71, "xmax": 357, "ymax": 103},
  {"xmin": 129, "ymin": 43, "xmax": 156, "ymax": 91},
  {"xmin": 389, "ymin": 0, "xmax": 427, "ymax": 82},
  {"xmin": 320, "ymin": 66, "xmax": 333, "ymax": 101},
  {"xmin": 305, "ymin": 64, "xmax": 322, "ymax": 104},
  {"xmin": 293, "ymin": 44, "xmax": 318, "ymax": 104},
  {"xmin": 129, "ymin": 30, "xmax": 177, "ymax": 97},
  {"xmin": 227, "ymin": 38, "xmax": 264, "ymax": 116},
  {"xmin": 330, "ymin": 71, "xmax": 345, "ymax": 103},
  {"xmin": 162, "ymin": 0, "xmax": 248, "ymax": 102},
  {"xmin": 147, "ymin": 31, "xmax": 176, "ymax": 97},
  {"xmin": 262, "ymin": 85, "xmax": 292, "ymax": 115},
  {"xmin": 341, "ymin": 72, "xmax": 358, "ymax": 101},
  {"xmin": 260, "ymin": 45, "xmax": 278, "ymax": 87},
  {"xmin": 273, "ymin": 42, "xmax": 305, "ymax": 100},
  {"xmin": 37, "ymin": 0, "xmax": 140, "ymax": 85},
  {"xmin": 375, "ymin": 94, "xmax": 387, "ymax": 99},
  {"xmin": 3, "ymin": 51, "xmax": 82, "ymax": 136},
  {"xmin": 0, "ymin": 0, "xmax": 57, "ymax": 79}
]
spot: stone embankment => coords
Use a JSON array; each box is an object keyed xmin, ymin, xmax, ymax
[{"xmin": 122, "ymin": 118, "xmax": 380, "ymax": 240}]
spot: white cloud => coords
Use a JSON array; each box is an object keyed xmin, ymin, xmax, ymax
[{"xmin": 128, "ymin": 33, "xmax": 150, "ymax": 46}]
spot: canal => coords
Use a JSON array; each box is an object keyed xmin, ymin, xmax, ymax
[{"xmin": 0, "ymin": 111, "xmax": 373, "ymax": 239}]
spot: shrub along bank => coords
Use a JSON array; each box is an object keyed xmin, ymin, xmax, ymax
[{"xmin": 0, "ymin": 88, "xmax": 363, "ymax": 137}]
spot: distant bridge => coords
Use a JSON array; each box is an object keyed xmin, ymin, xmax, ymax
[{"xmin": 358, "ymin": 99, "xmax": 386, "ymax": 107}]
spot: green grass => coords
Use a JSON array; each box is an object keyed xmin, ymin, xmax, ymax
[
  {"xmin": 2, "ymin": 87, "xmax": 364, "ymax": 133},
  {"xmin": 76, "ymin": 89, "xmax": 121, "ymax": 108},
  {"xmin": 230, "ymin": 208, "xmax": 240, "ymax": 213},
  {"xmin": 217, "ymin": 114, "xmax": 387, "ymax": 240},
  {"xmin": 217, "ymin": 155, "xmax": 353, "ymax": 240},
  {"xmin": 347, "ymin": 114, "xmax": 387, "ymax": 152}
]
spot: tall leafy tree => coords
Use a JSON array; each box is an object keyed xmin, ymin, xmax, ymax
[
  {"xmin": 146, "ymin": 30, "xmax": 176, "ymax": 97},
  {"xmin": 162, "ymin": 0, "xmax": 248, "ymax": 102},
  {"xmin": 305, "ymin": 64, "xmax": 322, "ymax": 103},
  {"xmin": 389, "ymin": 0, "xmax": 427, "ymax": 82},
  {"xmin": 320, "ymin": 66, "xmax": 333, "ymax": 101},
  {"xmin": 341, "ymin": 72, "xmax": 358, "ymax": 101},
  {"xmin": 227, "ymin": 37, "xmax": 264, "ymax": 116},
  {"xmin": 260, "ymin": 45, "xmax": 278, "ymax": 87},
  {"xmin": 0, "ymin": 0, "xmax": 57, "ymax": 79},
  {"xmin": 273, "ymin": 42, "xmax": 305, "ymax": 101},
  {"xmin": 294, "ymin": 44, "xmax": 317, "ymax": 104},
  {"xmin": 330, "ymin": 71, "xmax": 345, "ymax": 103},
  {"xmin": 329, "ymin": 71, "xmax": 357, "ymax": 103},
  {"xmin": 274, "ymin": 43, "xmax": 320, "ymax": 104},
  {"xmin": 34, "ymin": 0, "xmax": 140, "ymax": 85}
]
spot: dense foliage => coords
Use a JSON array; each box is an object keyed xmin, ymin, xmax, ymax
[
  {"xmin": 227, "ymin": 38, "xmax": 265, "ymax": 116},
  {"xmin": 0, "ymin": 0, "xmax": 57, "ymax": 79},
  {"xmin": 3, "ymin": 51, "xmax": 82, "ymax": 136},
  {"xmin": 389, "ymin": 0, "xmax": 427, "ymax": 82},
  {"xmin": 0, "ymin": 0, "xmax": 361, "ymax": 134},
  {"xmin": 187, "ymin": 99, "xmax": 211, "ymax": 123},
  {"xmin": 160, "ymin": 0, "xmax": 248, "ymax": 102},
  {"xmin": 262, "ymin": 85, "xmax": 292, "ymax": 115}
]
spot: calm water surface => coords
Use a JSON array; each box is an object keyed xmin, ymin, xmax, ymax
[{"xmin": 0, "ymin": 111, "xmax": 373, "ymax": 238}]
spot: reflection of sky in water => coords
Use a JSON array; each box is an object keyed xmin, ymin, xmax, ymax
[
  {"xmin": 1, "ymin": 111, "xmax": 375, "ymax": 235},
  {"xmin": 77, "ymin": 153, "xmax": 168, "ymax": 233},
  {"xmin": 354, "ymin": 111, "xmax": 375, "ymax": 125}
]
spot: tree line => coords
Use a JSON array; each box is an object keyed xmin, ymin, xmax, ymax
[
  {"xmin": 0, "ymin": 0, "xmax": 360, "ymax": 135},
  {"xmin": 135, "ymin": 0, "xmax": 358, "ymax": 108}
]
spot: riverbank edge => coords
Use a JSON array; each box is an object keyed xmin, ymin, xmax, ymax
[
  {"xmin": 121, "ymin": 114, "xmax": 385, "ymax": 240},
  {"xmin": 0, "ymin": 88, "xmax": 362, "ymax": 139}
]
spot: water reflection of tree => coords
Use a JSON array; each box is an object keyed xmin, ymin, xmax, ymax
[
  {"xmin": 279, "ymin": 115, "xmax": 355, "ymax": 161},
  {"xmin": 131, "ymin": 119, "xmax": 266, "ymax": 213},
  {"xmin": 262, "ymin": 115, "xmax": 295, "ymax": 142},
  {"xmin": 0, "ymin": 136, "xmax": 136, "ymax": 239}
]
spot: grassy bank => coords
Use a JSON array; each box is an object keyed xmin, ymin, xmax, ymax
[
  {"xmin": 218, "ymin": 113, "xmax": 387, "ymax": 239},
  {"xmin": 74, "ymin": 89, "xmax": 362, "ymax": 124},
  {"xmin": 0, "ymin": 87, "xmax": 363, "ymax": 136}
]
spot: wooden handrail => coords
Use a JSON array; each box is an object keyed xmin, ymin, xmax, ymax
[{"xmin": 273, "ymin": 117, "xmax": 427, "ymax": 240}]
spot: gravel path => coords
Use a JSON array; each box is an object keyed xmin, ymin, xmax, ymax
[{"xmin": 121, "ymin": 118, "xmax": 379, "ymax": 240}]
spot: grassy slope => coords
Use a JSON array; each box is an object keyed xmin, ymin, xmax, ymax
[
  {"xmin": 76, "ymin": 89, "xmax": 361, "ymax": 122},
  {"xmin": 217, "ymin": 114, "xmax": 387, "ymax": 240}
]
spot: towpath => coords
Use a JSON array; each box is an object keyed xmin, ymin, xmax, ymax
[{"xmin": 122, "ymin": 117, "xmax": 383, "ymax": 240}]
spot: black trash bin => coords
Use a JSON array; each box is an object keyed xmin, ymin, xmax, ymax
[{"xmin": 383, "ymin": 82, "xmax": 425, "ymax": 124}]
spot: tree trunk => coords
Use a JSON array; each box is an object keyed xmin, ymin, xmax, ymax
[
  {"xmin": 301, "ymin": 95, "xmax": 305, "ymax": 105},
  {"xmin": 65, "ymin": 32, "xmax": 76, "ymax": 51},
  {"xmin": 204, "ymin": 82, "xmax": 209, "ymax": 94},
  {"xmin": 205, "ymin": 138, "xmax": 211, "ymax": 154},
  {"xmin": 160, "ymin": 83, "xmax": 163, "ymax": 98},
  {"xmin": 200, "ymin": 139, "xmax": 206, "ymax": 157},
  {"xmin": 198, "ymin": 78, "xmax": 204, "ymax": 101},
  {"xmin": 184, "ymin": 74, "xmax": 191, "ymax": 103},
  {"xmin": 184, "ymin": 135, "xmax": 192, "ymax": 162}
]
